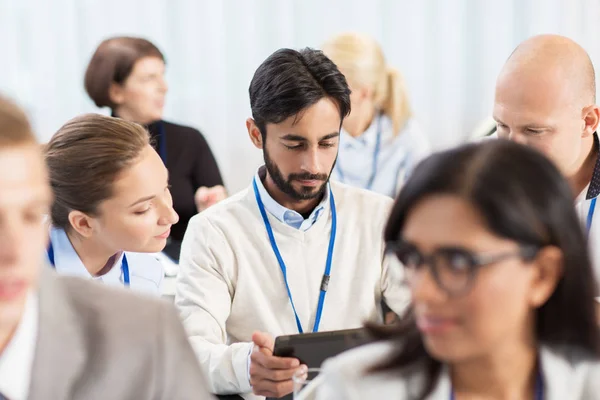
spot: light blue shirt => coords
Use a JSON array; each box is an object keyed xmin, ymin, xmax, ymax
[
  {"xmin": 48, "ymin": 226, "xmax": 164, "ymax": 296},
  {"xmin": 331, "ymin": 115, "xmax": 430, "ymax": 198},
  {"xmin": 254, "ymin": 168, "xmax": 329, "ymax": 231}
]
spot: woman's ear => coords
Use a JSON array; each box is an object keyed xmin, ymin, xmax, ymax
[
  {"xmin": 528, "ymin": 246, "xmax": 563, "ymax": 307},
  {"xmin": 67, "ymin": 211, "xmax": 95, "ymax": 239},
  {"xmin": 109, "ymin": 82, "xmax": 125, "ymax": 106}
]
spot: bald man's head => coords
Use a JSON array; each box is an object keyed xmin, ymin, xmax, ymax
[
  {"xmin": 494, "ymin": 34, "xmax": 600, "ymax": 179},
  {"xmin": 503, "ymin": 34, "xmax": 595, "ymax": 105}
]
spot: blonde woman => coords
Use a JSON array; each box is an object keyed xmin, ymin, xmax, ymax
[{"xmin": 322, "ymin": 33, "xmax": 430, "ymax": 197}]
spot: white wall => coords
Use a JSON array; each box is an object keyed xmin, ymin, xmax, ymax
[{"xmin": 1, "ymin": 0, "xmax": 599, "ymax": 192}]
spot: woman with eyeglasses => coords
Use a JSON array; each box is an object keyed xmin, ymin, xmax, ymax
[{"xmin": 309, "ymin": 140, "xmax": 600, "ymax": 399}]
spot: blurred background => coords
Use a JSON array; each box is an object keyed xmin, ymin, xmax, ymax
[{"xmin": 1, "ymin": 0, "xmax": 599, "ymax": 192}]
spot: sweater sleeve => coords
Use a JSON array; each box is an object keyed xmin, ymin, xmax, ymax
[
  {"xmin": 381, "ymin": 254, "xmax": 411, "ymax": 317},
  {"xmin": 157, "ymin": 301, "xmax": 217, "ymax": 400},
  {"xmin": 174, "ymin": 213, "xmax": 253, "ymax": 395},
  {"xmin": 191, "ymin": 129, "xmax": 224, "ymax": 189},
  {"xmin": 363, "ymin": 195, "xmax": 411, "ymax": 317},
  {"xmin": 378, "ymin": 196, "xmax": 411, "ymax": 317}
]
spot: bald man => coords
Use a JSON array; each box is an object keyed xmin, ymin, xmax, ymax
[{"xmin": 494, "ymin": 34, "xmax": 600, "ymax": 281}]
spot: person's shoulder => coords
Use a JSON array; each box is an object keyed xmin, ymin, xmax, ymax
[
  {"xmin": 543, "ymin": 345, "xmax": 600, "ymax": 382},
  {"xmin": 538, "ymin": 345, "xmax": 600, "ymax": 398},
  {"xmin": 52, "ymin": 275, "xmax": 214, "ymax": 398},
  {"xmin": 322, "ymin": 340, "xmax": 396, "ymax": 375},
  {"xmin": 59, "ymin": 275, "xmax": 172, "ymax": 334},
  {"xmin": 316, "ymin": 341, "xmax": 415, "ymax": 399},
  {"xmin": 543, "ymin": 343, "xmax": 600, "ymax": 366},
  {"xmin": 581, "ymin": 357, "xmax": 600, "ymax": 396},
  {"xmin": 161, "ymin": 120, "xmax": 206, "ymax": 141}
]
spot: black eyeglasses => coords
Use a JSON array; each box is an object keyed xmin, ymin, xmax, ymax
[{"xmin": 385, "ymin": 240, "xmax": 539, "ymax": 296}]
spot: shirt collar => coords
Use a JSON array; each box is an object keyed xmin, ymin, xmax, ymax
[
  {"xmin": 254, "ymin": 167, "xmax": 329, "ymax": 231},
  {"xmin": 49, "ymin": 227, "xmax": 125, "ymax": 286},
  {"xmin": 0, "ymin": 292, "xmax": 38, "ymax": 400},
  {"xmin": 586, "ymin": 132, "xmax": 600, "ymax": 200}
]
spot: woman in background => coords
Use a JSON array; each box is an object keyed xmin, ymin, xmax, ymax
[
  {"xmin": 322, "ymin": 32, "xmax": 430, "ymax": 198},
  {"xmin": 45, "ymin": 114, "xmax": 179, "ymax": 295},
  {"xmin": 85, "ymin": 36, "xmax": 225, "ymax": 261},
  {"xmin": 312, "ymin": 140, "xmax": 600, "ymax": 399}
]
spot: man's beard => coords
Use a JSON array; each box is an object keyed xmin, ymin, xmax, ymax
[{"xmin": 263, "ymin": 148, "xmax": 333, "ymax": 201}]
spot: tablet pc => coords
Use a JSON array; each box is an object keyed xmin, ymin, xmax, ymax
[
  {"xmin": 273, "ymin": 327, "xmax": 372, "ymax": 365},
  {"xmin": 268, "ymin": 328, "xmax": 372, "ymax": 400}
]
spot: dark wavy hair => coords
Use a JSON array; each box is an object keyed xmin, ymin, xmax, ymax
[{"xmin": 249, "ymin": 47, "xmax": 351, "ymax": 138}]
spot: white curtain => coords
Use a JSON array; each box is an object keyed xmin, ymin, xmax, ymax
[{"xmin": 1, "ymin": 0, "xmax": 599, "ymax": 192}]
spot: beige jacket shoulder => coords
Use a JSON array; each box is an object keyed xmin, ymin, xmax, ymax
[{"xmin": 28, "ymin": 268, "xmax": 215, "ymax": 400}]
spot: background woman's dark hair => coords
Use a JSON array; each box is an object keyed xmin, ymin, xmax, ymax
[
  {"xmin": 248, "ymin": 47, "xmax": 352, "ymax": 138},
  {"xmin": 370, "ymin": 139, "xmax": 600, "ymax": 399},
  {"xmin": 85, "ymin": 36, "xmax": 165, "ymax": 109},
  {"xmin": 44, "ymin": 114, "xmax": 150, "ymax": 231}
]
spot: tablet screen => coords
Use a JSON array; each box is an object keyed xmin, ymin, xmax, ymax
[{"xmin": 273, "ymin": 328, "xmax": 372, "ymax": 367}]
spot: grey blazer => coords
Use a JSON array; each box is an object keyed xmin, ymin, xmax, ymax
[{"xmin": 28, "ymin": 268, "xmax": 215, "ymax": 400}]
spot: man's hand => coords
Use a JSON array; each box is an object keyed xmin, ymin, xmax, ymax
[{"xmin": 250, "ymin": 331, "xmax": 307, "ymax": 398}]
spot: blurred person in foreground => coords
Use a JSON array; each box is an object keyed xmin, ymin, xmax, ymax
[
  {"xmin": 0, "ymin": 95, "xmax": 214, "ymax": 400},
  {"xmin": 307, "ymin": 140, "xmax": 600, "ymax": 399}
]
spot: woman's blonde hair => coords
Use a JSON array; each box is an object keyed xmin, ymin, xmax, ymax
[{"xmin": 322, "ymin": 33, "xmax": 412, "ymax": 135}]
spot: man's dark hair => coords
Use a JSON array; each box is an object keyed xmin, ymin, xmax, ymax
[{"xmin": 249, "ymin": 48, "xmax": 351, "ymax": 137}]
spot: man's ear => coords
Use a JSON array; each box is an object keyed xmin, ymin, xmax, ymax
[
  {"xmin": 581, "ymin": 104, "xmax": 600, "ymax": 138},
  {"xmin": 247, "ymin": 118, "xmax": 264, "ymax": 149},
  {"xmin": 527, "ymin": 246, "xmax": 563, "ymax": 308}
]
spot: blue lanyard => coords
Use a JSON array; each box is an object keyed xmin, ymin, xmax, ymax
[
  {"xmin": 47, "ymin": 242, "xmax": 130, "ymax": 286},
  {"xmin": 252, "ymin": 178, "xmax": 337, "ymax": 333},
  {"xmin": 450, "ymin": 368, "xmax": 543, "ymax": 400},
  {"xmin": 157, "ymin": 121, "xmax": 167, "ymax": 165},
  {"xmin": 336, "ymin": 114, "xmax": 382, "ymax": 190},
  {"xmin": 587, "ymin": 197, "xmax": 597, "ymax": 234}
]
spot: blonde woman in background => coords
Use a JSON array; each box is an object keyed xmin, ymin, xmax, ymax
[{"xmin": 322, "ymin": 33, "xmax": 430, "ymax": 198}]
